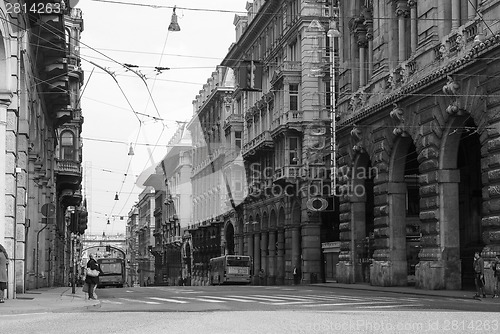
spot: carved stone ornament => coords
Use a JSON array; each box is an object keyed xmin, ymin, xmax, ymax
[
  {"xmin": 390, "ymin": 103, "xmax": 409, "ymax": 137},
  {"xmin": 442, "ymin": 75, "xmax": 468, "ymax": 116},
  {"xmin": 350, "ymin": 124, "xmax": 364, "ymax": 153}
]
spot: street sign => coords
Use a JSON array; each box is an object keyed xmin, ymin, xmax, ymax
[{"xmin": 41, "ymin": 203, "xmax": 56, "ymax": 218}]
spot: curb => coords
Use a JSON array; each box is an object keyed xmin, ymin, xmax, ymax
[{"xmin": 309, "ymin": 283, "xmax": 476, "ymax": 300}]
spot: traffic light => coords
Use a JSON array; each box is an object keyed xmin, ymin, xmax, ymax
[
  {"xmin": 77, "ymin": 210, "xmax": 88, "ymax": 235},
  {"xmin": 69, "ymin": 211, "xmax": 78, "ymax": 233},
  {"xmin": 238, "ymin": 60, "xmax": 262, "ymax": 91}
]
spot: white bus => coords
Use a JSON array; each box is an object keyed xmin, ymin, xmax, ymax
[{"xmin": 209, "ymin": 255, "xmax": 252, "ymax": 285}]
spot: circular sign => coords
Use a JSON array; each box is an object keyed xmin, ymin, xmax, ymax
[
  {"xmin": 41, "ymin": 203, "xmax": 56, "ymax": 217},
  {"xmin": 306, "ymin": 198, "xmax": 328, "ymax": 212}
]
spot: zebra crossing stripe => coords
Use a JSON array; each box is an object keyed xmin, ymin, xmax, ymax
[
  {"xmin": 356, "ymin": 303, "xmax": 423, "ymax": 309},
  {"xmin": 227, "ymin": 295, "xmax": 287, "ymax": 302},
  {"xmin": 251, "ymin": 294, "xmax": 312, "ymax": 302},
  {"xmin": 175, "ymin": 297, "xmax": 225, "ymax": 303},
  {"xmin": 148, "ymin": 297, "xmax": 189, "ymax": 304},
  {"xmin": 118, "ymin": 298, "xmax": 161, "ymax": 305},
  {"xmin": 302, "ymin": 301, "xmax": 397, "ymax": 307},
  {"xmin": 198, "ymin": 296, "xmax": 254, "ymax": 303},
  {"xmin": 101, "ymin": 300, "xmax": 123, "ymax": 304}
]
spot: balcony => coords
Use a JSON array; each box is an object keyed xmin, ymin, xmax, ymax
[
  {"xmin": 55, "ymin": 159, "xmax": 82, "ymax": 192},
  {"xmin": 270, "ymin": 61, "xmax": 302, "ymax": 87},
  {"xmin": 273, "ymin": 165, "xmax": 303, "ymax": 185},
  {"xmin": 271, "ymin": 107, "xmax": 303, "ymax": 135},
  {"xmin": 223, "ymin": 114, "xmax": 243, "ymax": 132},
  {"xmin": 242, "ymin": 131, "xmax": 274, "ymax": 158}
]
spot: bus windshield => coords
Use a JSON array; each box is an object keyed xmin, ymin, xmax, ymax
[
  {"xmin": 227, "ymin": 258, "xmax": 250, "ymax": 267},
  {"xmin": 99, "ymin": 262, "xmax": 122, "ymax": 275}
]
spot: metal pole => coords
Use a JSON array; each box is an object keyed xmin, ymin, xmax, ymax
[
  {"xmin": 329, "ymin": 8, "xmax": 339, "ymax": 196},
  {"xmin": 71, "ymin": 235, "xmax": 76, "ymax": 294}
]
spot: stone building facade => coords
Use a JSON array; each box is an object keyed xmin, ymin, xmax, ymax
[
  {"xmin": 0, "ymin": 1, "xmax": 85, "ymax": 297},
  {"xmin": 221, "ymin": 0, "xmax": 338, "ymax": 285},
  {"xmin": 335, "ymin": 0, "xmax": 500, "ymax": 291}
]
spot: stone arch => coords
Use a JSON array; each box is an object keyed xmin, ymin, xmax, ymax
[
  {"xmin": 269, "ymin": 209, "xmax": 277, "ymax": 230},
  {"xmin": 438, "ymin": 115, "xmax": 486, "ymax": 289}
]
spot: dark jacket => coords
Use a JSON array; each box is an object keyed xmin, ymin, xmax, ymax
[
  {"xmin": 85, "ymin": 259, "xmax": 103, "ymax": 285},
  {"xmin": 493, "ymin": 260, "xmax": 500, "ymax": 277},
  {"xmin": 473, "ymin": 256, "xmax": 484, "ymax": 275}
]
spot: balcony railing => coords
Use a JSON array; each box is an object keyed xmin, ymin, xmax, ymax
[
  {"xmin": 242, "ymin": 130, "xmax": 273, "ymax": 156},
  {"xmin": 271, "ymin": 107, "xmax": 303, "ymax": 130},
  {"xmin": 271, "ymin": 61, "xmax": 302, "ymax": 85},
  {"xmin": 55, "ymin": 159, "xmax": 81, "ymax": 175}
]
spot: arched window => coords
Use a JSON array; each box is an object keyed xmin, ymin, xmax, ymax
[{"xmin": 60, "ymin": 131, "xmax": 75, "ymax": 160}]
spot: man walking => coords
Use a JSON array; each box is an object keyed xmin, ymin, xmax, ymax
[
  {"xmin": 492, "ymin": 253, "xmax": 500, "ymax": 298},
  {"xmin": 473, "ymin": 251, "xmax": 486, "ymax": 299}
]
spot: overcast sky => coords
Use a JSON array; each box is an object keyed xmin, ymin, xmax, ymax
[{"xmin": 79, "ymin": 0, "xmax": 248, "ymax": 235}]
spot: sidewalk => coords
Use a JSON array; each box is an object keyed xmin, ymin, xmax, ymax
[
  {"xmin": 0, "ymin": 287, "xmax": 101, "ymax": 314},
  {"xmin": 311, "ymin": 282, "xmax": 499, "ymax": 300}
]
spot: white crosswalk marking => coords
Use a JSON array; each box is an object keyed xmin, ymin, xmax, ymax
[
  {"xmin": 302, "ymin": 301, "xmax": 397, "ymax": 307},
  {"xmin": 356, "ymin": 303, "xmax": 423, "ymax": 309},
  {"xmin": 147, "ymin": 297, "xmax": 188, "ymax": 304},
  {"xmin": 227, "ymin": 295, "xmax": 289, "ymax": 302},
  {"xmin": 175, "ymin": 297, "xmax": 225, "ymax": 303},
  {"xmin": 198, "ymin": 296, "xmax": 254, "ymax": 303},
  {"xmin": 101, "ymin": 299, "xmax": 123, "ymax": 304},
  {"xmin": 251, "ymin": 294, "xmax": 313, "ymax": 302},
  {"xmin": 118, "ymin": 298, "xmax": 161, "ymax": 305}
]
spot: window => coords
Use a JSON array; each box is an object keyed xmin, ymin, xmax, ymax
[
  {"xmin": 289, "ymin": 84, "xmax": 299, "ymax": 112},
  {"xmin": 60, "ymin": 131, "xmax": 75, "ymax": 160},
  {"xmin": 235, "ymin": 131, "xmax": 242, "ymax": 150},
  {"xmin": 288, "ymin": 137, "xmax": 299, "ymax": 165}
]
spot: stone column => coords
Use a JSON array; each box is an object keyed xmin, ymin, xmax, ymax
[
  {"xmin": 268, "ymin": 229, "xmax": 276, "ymax": 285},
  {"xmin": 396, "ymin": 1, "xmax": 409, "ymax": 62},
  {"xmin": 238, "ymin": 234, "xmax": 244, "ymax": 255},
  {"xmin": 253, "ymin": 232, "xmax": 260, "ymax": 284},
  {"xmin": 409, "ymin": 0, "xmax": 417, "ymax": 54},
  {"xmin": 373, "ymin": 182, "xmax": 408, "ymax": 286},
  {"xmin": 276, "ymin": 229, "xmax": 285, "ymax": 285},
  {"xmin": 438, "ymin": 169, "xmax": 461, "ymax": 290},
  {"xmin": 351, "ymin": 197, "xmax": 366, "ymax": 283},
  {"xmin": 247, "ymin": 231, "xmax": 253, "ymax": 275},
  {"xmin": 0, "ymin": 97, "xmax": 10, "ymax": 243},
  {"xmin": 260, "ymin": 231, "xmax": 268, "ymax": 285},
  {"xmin": 301, "ymin": 219, "xmax": 321, "ymax": 284},
  {"xmin": 452, "ymin": 0, "xmax": 461, "ymax": 30},
  {"xmin": 291, "ymin": 226, "xmax": 301, "ymax": 283},
  {"xmin": 358, "ymin": 39, "xmax": 367, "ymax": 87}
]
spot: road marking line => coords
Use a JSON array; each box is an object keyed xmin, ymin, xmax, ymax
[
  {"xmin": 199, "ymin": 296, "xmax": 254, "ymax": 303},
  {"xmin": 101, "ymin": 299, "xmax": 123, "ymax": 304},
  {"xmin": 251, "ymin": 294, "xmax": 312, "ymax": 302},
  {"xmin": 227, "ymin": 295, "xmax": 287, "ymax": 302},
  {"xmin": 175, "ymin": 297, "xmax": 225, "ymax": 303},
  {"xmin": 118, "ymin": 298, "xmax": 161, "ymax": 305},
  {"xmin": 303, "ymin": 294, "xmax": 368, "ymax": 301},
  {"xmin": 356, "ymin": 303, "xmax": 423, "ymax": 309},
  {"xmin": 126, "ymin": 290, "xmax": 134, "ymax": 293},
  {"xmin": 260, "ymin": 301, "xmax": 315, "ymax": 305},
  {"xmin": 302, "ymin": 301, "xmax": 397, "ymax": 307},
  {"xmin": 147, "ymin": 297, "xmax": 189, "ymax": 304}
]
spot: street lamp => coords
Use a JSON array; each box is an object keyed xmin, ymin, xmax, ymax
[{"xmin": 328, "ymin": 9, "xmax": 340, "ymax": 196}]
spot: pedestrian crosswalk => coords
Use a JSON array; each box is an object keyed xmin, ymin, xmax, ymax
[{"xmin": 101, "ymin": 292, "xmax": 424, "ymax": 309}]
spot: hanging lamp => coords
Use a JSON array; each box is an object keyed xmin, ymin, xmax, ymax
[{"xmin": 168, "ymin": 6, "xmax": 181, "ymax": 32}]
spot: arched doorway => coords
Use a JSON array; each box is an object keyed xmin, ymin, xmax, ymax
[
  {"xmin": 385, "ymin": 136, "xmax": 420, "ymax": 286},
  {"xmin": 441, "ymin": 117, "xmax": 483, "ymax": 289},
  {"xmin": 351, "ymin": 152, "xmax": 375, "ymax": 283}
]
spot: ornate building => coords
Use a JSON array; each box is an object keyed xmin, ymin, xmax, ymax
[
  {"xmin": 335, "ymin": 0, "xmax": 500, "ymax": 291},
  {"xmin": 0, "ymin": 1, "xmax": 85, "ymax": 297},
  {"xmin": 187, "ymin": 66, "xmax": 236, "ymax": 285},
  {"xmin": 221, "ymin": 0, "xmax": 338, "ymax": 285}
]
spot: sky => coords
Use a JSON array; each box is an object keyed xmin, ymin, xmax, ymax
[{"xmin": 78, "ymin": 0, "xmax": 249, "ymax": 235}]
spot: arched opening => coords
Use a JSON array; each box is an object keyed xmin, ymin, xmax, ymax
[
  {"xmin": 458, "ymin": 121, "xmax": 483, "ymax": 288},
  {"xmin": 440, "ymin": 117, "xmax": 483, "ymax": 289},
  {"xmin": 351, "ymin": 152, "xmax": 375, "ymax": 283},
  {"xmin": 225, "ymin": 223, "xmax": 235, "ymax": 255},
  {"xmin": 60, "ymin": 130, "xmax": 75, "ymax": 160}
]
